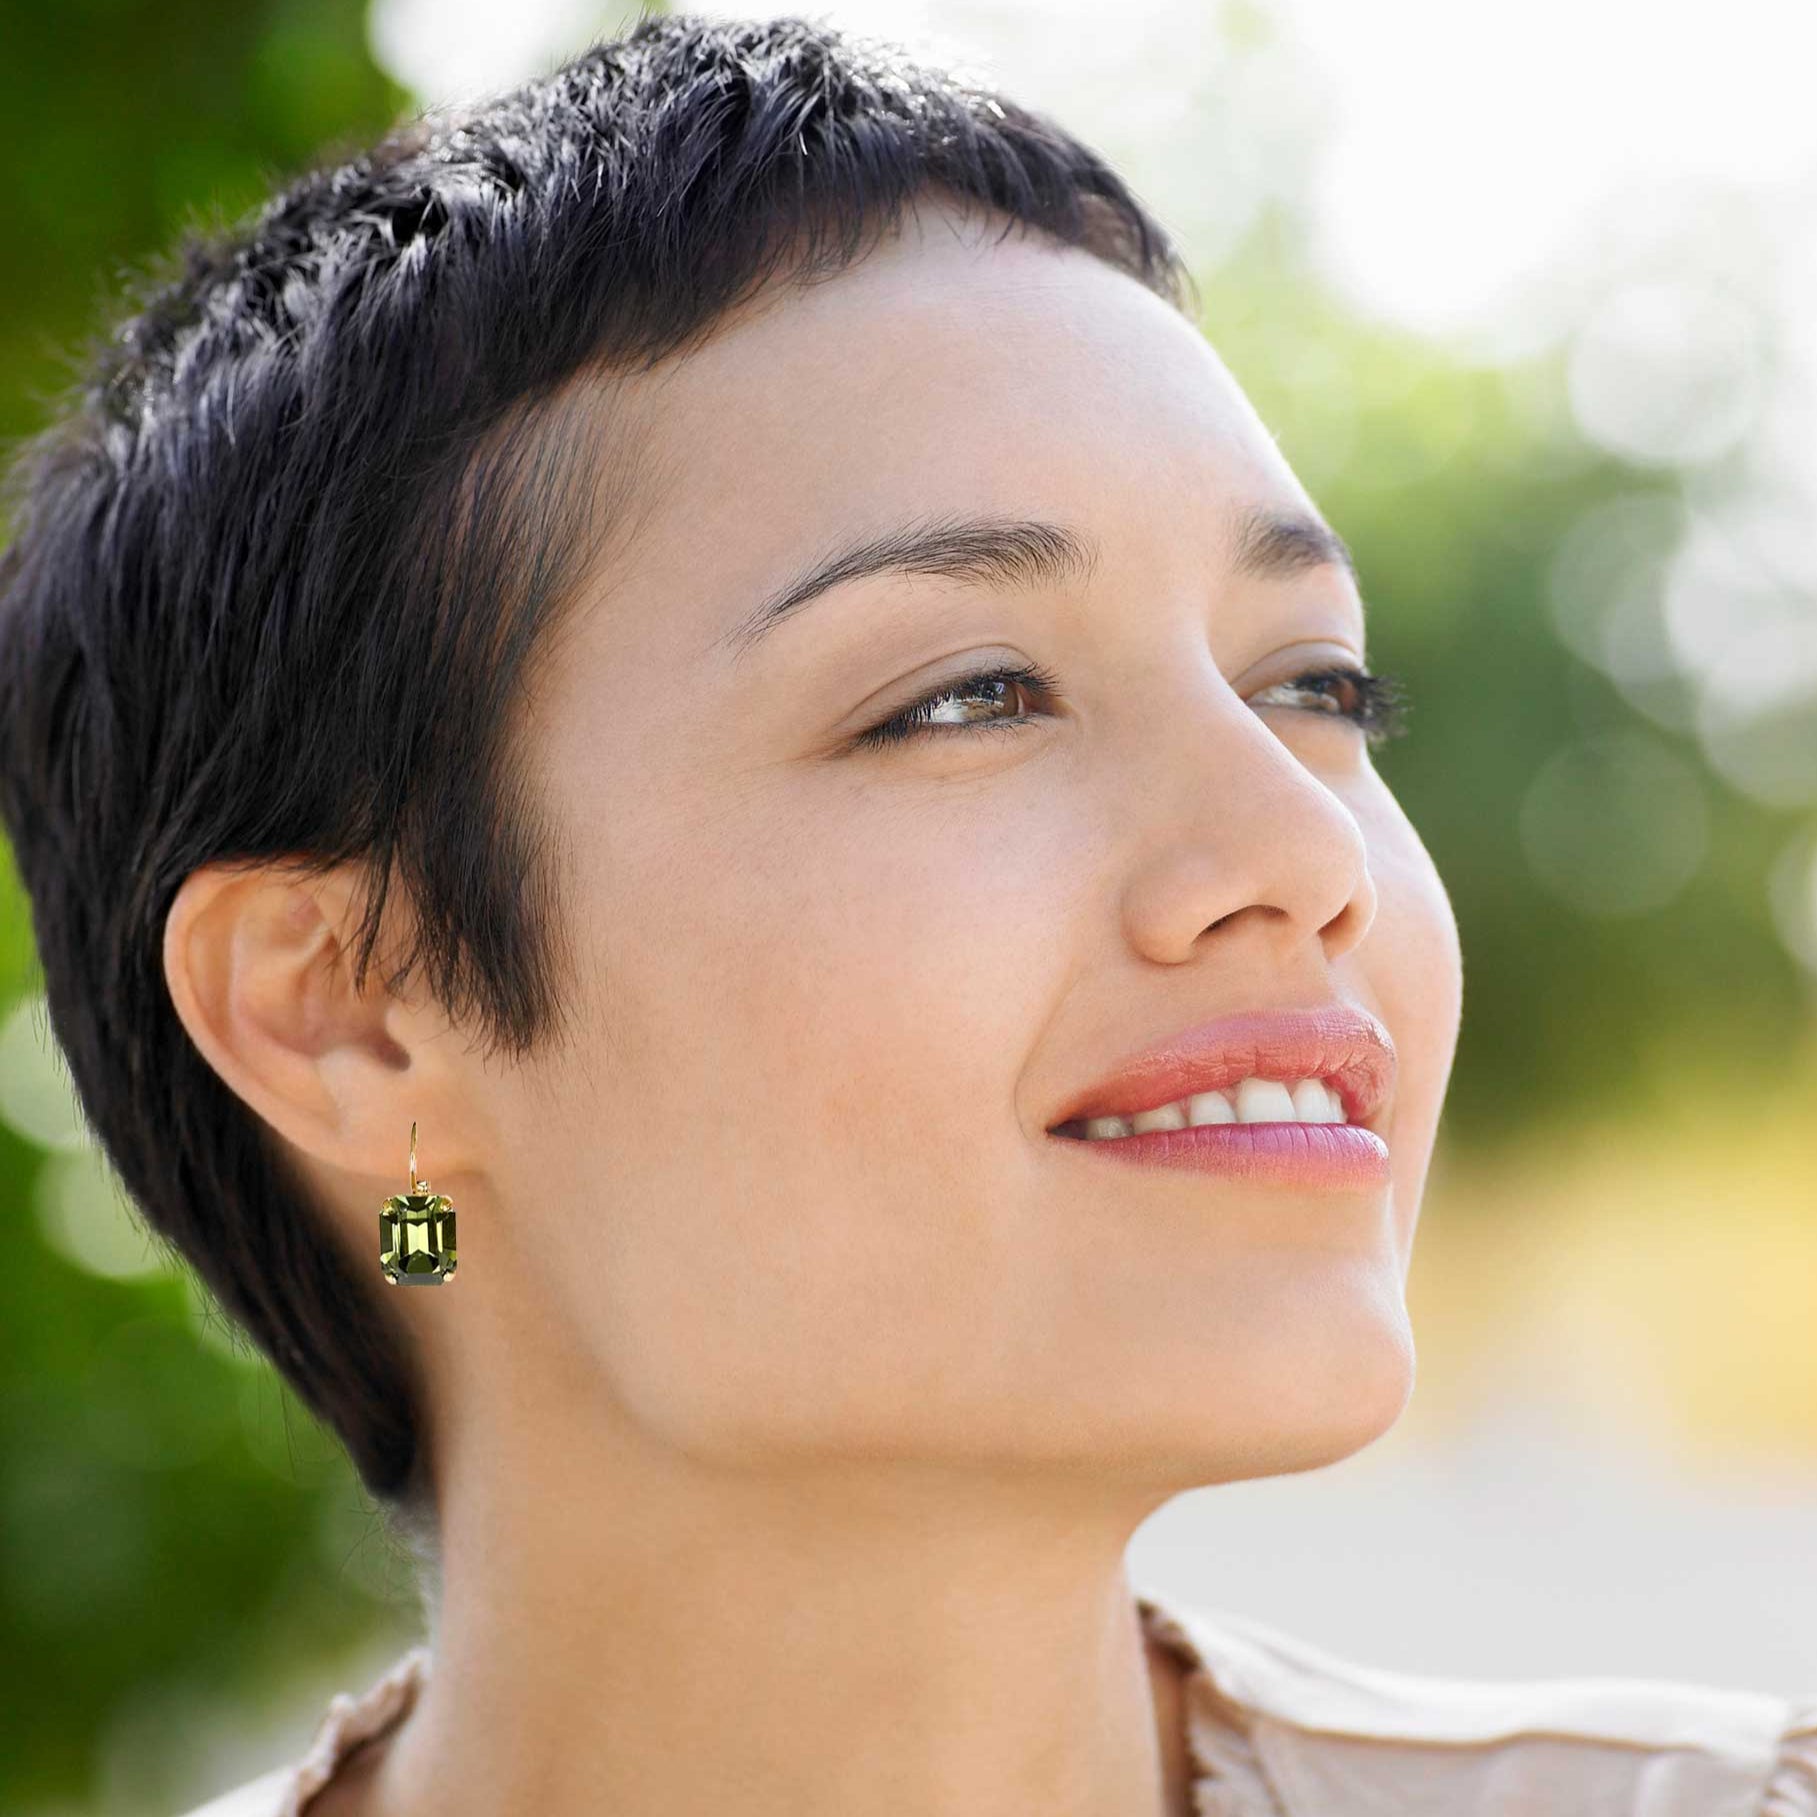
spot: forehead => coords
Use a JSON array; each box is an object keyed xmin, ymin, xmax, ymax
[{"xmin": 573, "ymin": 196, "xmax": 1328, "ymax": 662}]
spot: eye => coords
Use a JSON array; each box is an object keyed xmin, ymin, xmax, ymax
[
  {"xmin": 849, "ymin": 661, "xmax": 1062, "ymax": 749},
  {"xmin": 1250, "ymin": 664, "xmax": 1412, "ymax": 746},
  {"xmin": 850, "ymin": 660, "xmax": 1412, "ymax": 750}
]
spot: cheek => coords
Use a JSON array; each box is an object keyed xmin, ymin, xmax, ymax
[
  {"xmin": 547, "ymin": 774, "xmax": 1065, "ymax": 1458},
  {"xmin": 1355, "ymin": 801, "xmax": 1464, "ymax": 1240},
  {"xmin": 703, "ymin": 774, "xmax": 1058, "ymax": 1139}
]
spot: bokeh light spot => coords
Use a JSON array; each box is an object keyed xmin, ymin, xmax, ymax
[
  {"xmin": 0, "ymin": 992, "xmax": 89, "ymax": 1152},
  {"xmin": 1517, "ymin": 729, "xmax": 1710, "ymax": 917},
  {"xmin": 35, "ymin": 1143, "xmax": 168, "ymax": 1282},
  {"xmin": 1567, "ymin": 278, "xmax": 1763, "ymax": 468}
]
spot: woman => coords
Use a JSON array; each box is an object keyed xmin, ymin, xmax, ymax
[{"xmin": 0, "ymin": 13, "xmax": 1809, "ymax": 1816}]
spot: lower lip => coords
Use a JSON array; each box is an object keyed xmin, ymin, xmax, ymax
[{"xmin": 1048, "ymin": 1119, "xmax": 1391, "ymax": 1189}]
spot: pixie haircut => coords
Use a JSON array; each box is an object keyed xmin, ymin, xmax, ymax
[{"xmin": 0, "ymin": 11, "xmax": 1197, "ymax": 1550}]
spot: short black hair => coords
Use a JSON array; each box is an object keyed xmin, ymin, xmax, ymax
[{"xmin": 0, "ymin": 11, "xmax": 1197, "ymax": 1546}]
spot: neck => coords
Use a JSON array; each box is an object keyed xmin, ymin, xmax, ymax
[{"xmin": 370, "ymin": 1420, "xmax": 1196, "ymax": 1817}]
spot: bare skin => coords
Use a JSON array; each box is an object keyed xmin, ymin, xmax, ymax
[{"xmin": 166, "ymin": 191, "xmax": 1462, "ymax": 1817}]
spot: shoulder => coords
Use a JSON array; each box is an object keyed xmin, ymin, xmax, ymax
[
  {"xmin": 1140, "ymin": 1589, "xmax": 1817, "ymax": 1817},
  {"xmin": 171, "ymin": 1763, "xmax": 295, "ymax": 1817}
]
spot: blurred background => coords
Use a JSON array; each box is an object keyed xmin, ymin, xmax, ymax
[{"xmin": 2, "ymin": 0, "xmax": 1814, "ymax": 1810}]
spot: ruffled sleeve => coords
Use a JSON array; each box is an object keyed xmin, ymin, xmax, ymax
[
  {"xmin": 275, "ymin": 1645, "xmax": 431, "ymax": 1817},
  {"xmin": 1763, "ymin": 1696, "xmax": 1817, "ymax": 1815},
  {"xmin": 1138, "ymin": 1585, "xmax": 1816, "ymax": 1817},
  {"xmin": 173, "ymin": 1646, "xmax": 432, "ymax": 1817}
]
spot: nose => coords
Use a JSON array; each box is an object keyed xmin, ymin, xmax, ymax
[{"xmin": 1115, "ymin": 680, "xmax": 1378, "ymax": 969}]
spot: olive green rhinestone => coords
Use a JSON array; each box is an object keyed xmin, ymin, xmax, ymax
[{"xmin": 380, "ymin": 1187, "xmax": 457, "ymax": 1285}]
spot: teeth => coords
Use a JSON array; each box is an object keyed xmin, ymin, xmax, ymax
[
  {"xmin": 1234, "ymin": 1077, "xmax": 1296, "ymax": 1123},
  {"xmin": 1291, "ymin": 1078, "xmax": 1336, "ymax": 1122},
  {"xmin": 1186, "ymin": 1089, "xmax": 1236, "ymax": 1125},
  {"xmin": 1129, "ymin": 1101, "xmax": 1189, "ymax": 1134},
  {"xmin": 1074, "ymin": 1075, "xmax": 1347, "ymax": 1141}
]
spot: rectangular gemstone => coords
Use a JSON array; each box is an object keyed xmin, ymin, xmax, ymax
[{"xmin": 380, "ymin": 1190, "xmax": 457, "ymax": 1284}]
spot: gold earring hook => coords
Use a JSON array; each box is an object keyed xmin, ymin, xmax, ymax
[{"xmin": 410, "ymin": 1119, "xmax": 419, "ymax": 1192}]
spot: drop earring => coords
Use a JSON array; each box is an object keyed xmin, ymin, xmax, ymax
[{"xmin": 380, "ymin": 1119, "xmax": 458, "ymax": 1285}]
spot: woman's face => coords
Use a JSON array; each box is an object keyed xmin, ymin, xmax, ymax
[{"xmin": 455, "ymin": 195, "xmax": 1463, "ymax": 1495}]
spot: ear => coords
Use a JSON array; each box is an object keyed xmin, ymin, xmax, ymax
[{"xmin": 161, "ymin": 857, "xmax": 476, "ymax": 1192}]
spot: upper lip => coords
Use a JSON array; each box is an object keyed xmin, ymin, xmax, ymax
[{"xmin": 1046, "ymin": 1003, "xmax": 1395, "ymax": 1133}]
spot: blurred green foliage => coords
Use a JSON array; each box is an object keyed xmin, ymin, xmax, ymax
[
  {"xmin": 0, "ymin": 2, "xmax": 420, "ymax": 1810},
  {"xmin": 0, "ymin": 3, "xmax": 1809, "ymax": 1811}
]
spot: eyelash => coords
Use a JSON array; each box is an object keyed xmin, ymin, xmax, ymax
[{"xmin": 851, "ymin": 660, "xmax": 1413, "ymax": 750}]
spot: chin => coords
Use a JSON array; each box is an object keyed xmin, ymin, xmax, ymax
[
  {"xmin": 1284, "ymin": 1311, "xmax": 1417, "ymax": 1473},
  {"xmin": 1184, "ymin": 1282, "xmax": 1417, "ymax": 1482}
]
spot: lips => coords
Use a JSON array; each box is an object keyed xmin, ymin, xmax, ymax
[{"xmin": 1045, "ymin": 1003, "xmax": 1395, "ymax": 1135}]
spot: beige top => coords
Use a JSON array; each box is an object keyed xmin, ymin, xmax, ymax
[{"xmin": 179, "ymin": 1582, "xmax": 1817, "ymax": 1816}]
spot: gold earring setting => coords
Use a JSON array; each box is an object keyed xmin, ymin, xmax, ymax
[{"xmin": 379, "ymin": 1119, "xmax": 458, "ymax": 1285}]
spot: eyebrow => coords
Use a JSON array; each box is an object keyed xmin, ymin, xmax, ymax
[{"xmin": 715, "ymin": 501, "xmax": 1358, "ymax": 664}]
